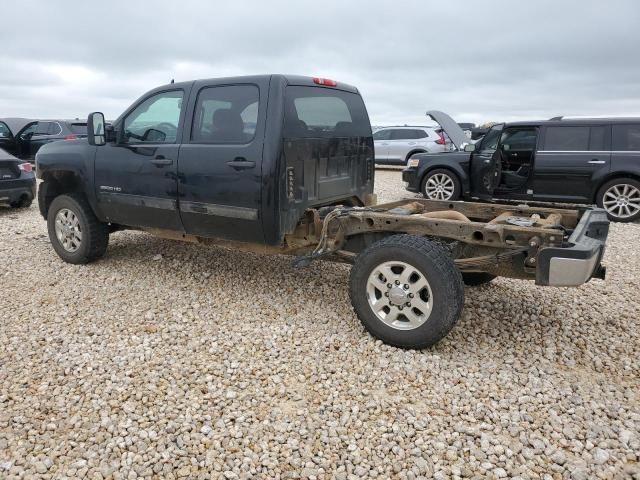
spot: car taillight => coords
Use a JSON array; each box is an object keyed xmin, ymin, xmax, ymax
[
  {"xmin": 18, "ymin": 163, "xmax": 33, "ymax": 173},
  {"xmin": 313, "ymin": 77, "xmax": 337, "ymax": 87},
  {"xmin": 64, "ymin": 135, "xmax": 78, "ymax": 140},
  {"xmin": 435, "ymin": 130, "xmax": 446, "ymax": 145}
]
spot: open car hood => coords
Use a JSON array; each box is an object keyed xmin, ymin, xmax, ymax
[{"xmin": 426, "ymin": 110, "xmax": 468, "ymax": 150}]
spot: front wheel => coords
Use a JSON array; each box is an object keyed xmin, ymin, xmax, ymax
[
  {"xmin": 596, "ymin": 178, "xmax": 640, "ymax": 222},
  {"xmin": 421, "ymin": 169, "xmax": 461, "ymax": 201},
  {"xmin": 47, "ymin": 194, "xmax": 109, "ymax": 264},
  {"xmin": 349, "ymin": 235, "xmax": 464, "ymax": 349}
]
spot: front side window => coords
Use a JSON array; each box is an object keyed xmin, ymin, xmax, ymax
[
  {"xmin": 284, "ymin": 86, "xmax": 370, "ymax": 138},
  {"xmin": 479, "ymin": 125, "xmax": 503, "ymax": 150},
  {"xmin": 373, "ymin": 129, "xmax": 391, "ymax": 141},
  {"xmin": 0, "ymin": 122, "xmax": 10, "ymax": 138},
  {"xmin": 589, "ymin": 126, "xmax": 607, "ymax": 151},
  {"xmin": 19, "ymin": 122, "xmax": 39, "ymax": 139},
  {"xmin": 500, "ymin": 129, "xmax": 536, "ymax": 151},
  {"xmin": 124, "ymin": 90, "xmax": 183, "ymax": 144},
  {"xmin": 544, "ymin": 126, "xmax": 590, "ymax": 151},
  {"xmin": 191, "ymin": 85, "xmax": 259, "ymax": 143},
  {"xmin": 612, "ymin": 124, "xmax": 640, "ymax": 151}
]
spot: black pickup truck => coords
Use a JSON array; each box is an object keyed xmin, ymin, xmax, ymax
[{"xmin": 36, "ymin": 74, "xmax": 609, "ymax": 348}]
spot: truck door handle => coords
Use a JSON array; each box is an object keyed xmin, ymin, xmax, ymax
[
  {"xmin": 226, "ymin": 158, "xmax": 255, "ymax": 170},
  {"xmin": 588, "ymin": 159, "xmax": 606, "ymax": 164},
  {"xmin": 150, "ymin": 156, "xmax": 173, "ymax": 166}
]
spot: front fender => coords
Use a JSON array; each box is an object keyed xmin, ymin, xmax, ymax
[
  {"xmin": 413, "ymin": 152, "xmax": 472, "ymax": 195},
  {"xmin": 36, "ymin": 140, "xmax": 100, "ymax": 217}
]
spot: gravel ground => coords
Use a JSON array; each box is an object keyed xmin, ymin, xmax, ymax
[{"xmin": 1, "ymin": 168, "xmax": 639, "ymax": 480}]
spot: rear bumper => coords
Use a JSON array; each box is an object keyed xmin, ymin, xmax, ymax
[
  {"xmin": 536, "ymin": 209, "xmax": 609, "ymax": 287},
  {"xmin": 402, "ymin": 167, "xmax": 421, "ymax": 192},
  {"xmin": 0, "ymin": 177, "xmax": 36, "ymax": 205}
]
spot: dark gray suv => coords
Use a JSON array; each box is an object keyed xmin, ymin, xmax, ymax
[{"xmin": 403, "ymin": 115, "xmax": 640, "ymax": 222}]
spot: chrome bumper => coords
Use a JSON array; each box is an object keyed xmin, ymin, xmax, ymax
[{"xmin": 536, "ymin": 209, "xmax": 609, "ymax": 287}]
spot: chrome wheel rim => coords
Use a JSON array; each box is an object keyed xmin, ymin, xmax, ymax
[
  {"xmin": 602, "ymin": 184, "xmax": 640, "ymax": 219},
  {"xmin": 366, "ymin": 261, "xmax": 433, "ymax": 331},
  {"xmin": 425, "ymin": 173, "xmax": 455, "ymax": 200},
  {"xmin": 54, "ymin": 208, "xmax": 82, "ymax": 253}
]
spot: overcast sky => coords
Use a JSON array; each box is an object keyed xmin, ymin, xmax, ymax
[{"xmin": 1, "ymin": 0, "xmax": 639, "ymax": 126}]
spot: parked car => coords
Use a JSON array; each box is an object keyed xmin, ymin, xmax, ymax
[
  {"xmin": 35, "ymin": 75, "xmax": 609, "ymax": 348},
  {"xmin": 403, "ymin": 113, "xmax": 640, "ymax": 222},
  {"xmin": 373, "ymin": 126, "xmax": 451, "ymax": 165},
  {"xmin": 0, "ymin": 118, "xmax": 87, "ymax": 162},
  {"xmin": 0, "ymin": 147, "xmax": 36, "ymax": 208}
]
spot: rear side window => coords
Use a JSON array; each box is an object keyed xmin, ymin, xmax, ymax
[
  {"xmin": 391, "ymin": 129, "xmax": 427, "ymax": 140},
  {"xmin": 284, "ymin": 86, "xmax": 370, "ymax": 138},
  {"xmin": 544, "ymin": 126, "xmax": 590, "ymax": 150},
  {"xmin": 191, "ymin": 85, "xmax": 259, "ymax": 144},
  {"xmin": 69, "ymin": 123, "xmax": 88, "ymax": 135},
  {"xmin": 612, "ymin": 124, "xmax": 640, "ymax": 151}
]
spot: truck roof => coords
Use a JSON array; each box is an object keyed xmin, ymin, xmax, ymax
[{"xmin": 154, "ymin": 74, "xmax": 360, "ymax": 94}]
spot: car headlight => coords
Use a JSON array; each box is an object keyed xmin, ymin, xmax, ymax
[{"xmin": 407, "ymin": 158, "xmax": 420, "ymax": 168}]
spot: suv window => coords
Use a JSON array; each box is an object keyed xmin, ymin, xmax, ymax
[
  {"xmin": 390, "ymin": 129, "xmax": 427, "ymax": 140},
  {"xmin": 0, "ymin": 122, "xmax": 10, "ymax": 138},
  {"xmin": 479, "ymin": 125, "xmax": 502, "ymax": 150},
  {"xmin": 373, "ymin": 129, "xmax": 391, "ymax": 141},
  {"xmin": 68, "ymin": 123, "xmax": 88, "ymax": 135},
  {"xmin": 124, "ymin": 90, "xmax": 183, "ymax": 144},
  {"xmin": 612, "ymin": 124, "xmax": 640, "ymax": 151},
  {"xmin": 544, "ymin": 126, "xmax": 590, "ymax": 151},
  {"xmin": 284, "ymin": 86, "xmax": 370, "ymax": 138},
  {"xmin": 589, "ymin": 126, "xmax": 607, "ymax": 151},
  {"xmin": 35, "ymin": 121, "xmax": 57, "ymax": 135},
  {"xmin": 501, "ymin": 129, "xmax": 536, "ymax": 151},
  {"xmin": 191, "ymin": 85, "xmax": 259, "ymax": 143}
]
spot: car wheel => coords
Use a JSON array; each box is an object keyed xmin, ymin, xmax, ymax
[
  {"xmin": 596, "ymin": 178, "xmax": 640, "ymax": 222},
  {"xmin": 47, "ymin": 194, "xmax": 109, "ymax": 264},
  {"xmin": 421, "ymin": 169, "xmax": 461, "ymax": 201},
  {"xmin": 349, "ymin": 234, "xmax": 464, "ymax": 349},
  {"xmin": 462, "ymin": 272, "xmax": 496, "ymax": 286},
  {"xmin": 9, "ymin": 195, "xmax": 32, "ymax": 209}
]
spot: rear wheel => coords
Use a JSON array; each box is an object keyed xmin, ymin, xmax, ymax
[
  {"xmin": 47, "ymin": 194, "xmax": 109, "ymax": 264},
  {"xmin": 349, "ymin": 235, "xmax": 464, "ymax": 349},
  {"xmin": 596, "ymin": 178, "xmax": 640, "ymax": 222},
  {"xmin": 421, "ymin": 169, "xmax": 461, "ymax": 201}
]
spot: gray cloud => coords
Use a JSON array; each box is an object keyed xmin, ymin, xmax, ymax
[{"xmin": 1, "ymin": 0, "xmax": 639, "ymax": 125}]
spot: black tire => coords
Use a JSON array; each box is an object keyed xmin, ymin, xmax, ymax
[
  {"xmin": 10, "ymin": 195, "xmax": 32, "ymax": 209},
  {"xmin": 349, "ymin": 234, "xmax": 464, "ymax": 349},
  {"xmin": 421, "ymin": 169, "xmax": 462, "ymax": 201},
  {"xmin": 596, "ymin": 178, "xmax": 640, "ymax": 222},
  {"xmin": 462, "ymin": 272, "xmax": 496, "ymax": 286},
  {"xmin": 47, "ymin": 194, "xmax": 109, "ymax": 264}
]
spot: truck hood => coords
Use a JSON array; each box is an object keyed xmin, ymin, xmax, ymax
[{"xmin": 426, "ymin": 110, "xmax": 468, "ymax": 150}]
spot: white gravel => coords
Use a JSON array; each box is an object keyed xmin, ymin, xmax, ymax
[{"xmin": 1, "ymin": 168, "xmax": 639, "ymax": 479}]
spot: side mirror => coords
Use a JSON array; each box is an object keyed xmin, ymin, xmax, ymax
[
  {"xmin": 464, "ymin": 143, "xmax": 476, "ymax": 152},
  {"xmin": 87, "ymin": 112, "xmax": 106, "ymax": 146}
]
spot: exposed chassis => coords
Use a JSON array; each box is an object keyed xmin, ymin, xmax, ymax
[{"xmin": 144, "ymin": 199, "xmax": 609, "ymax": 288}]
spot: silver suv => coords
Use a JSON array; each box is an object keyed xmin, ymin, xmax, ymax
[{"xmin": 374, "ymin": 126, "xmax": 451, "ymax": 165}]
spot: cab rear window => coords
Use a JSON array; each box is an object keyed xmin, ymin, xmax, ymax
[{"xmin": 284, "ymin": 86, "xmax": 370, "ymax": 138}]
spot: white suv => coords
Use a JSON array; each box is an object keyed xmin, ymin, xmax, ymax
[{"xmin": 373, "ymin": 126, "xmax": 451, "ymax": 165}]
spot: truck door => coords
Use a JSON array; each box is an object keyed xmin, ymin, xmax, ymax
[
  {"xmin": 469, "ymin": 124, "xmax": 503, "ymax": 199},
  {"xmin": 533, "ymin": 125, "xmax": 610, "ymax": 203},
  {"xmin": 94, "ymin": 88, "xmax": 187, "ymax": 230},
  {"xmin": 177, "ymin": 79, "xmax": 267, "ymax": 242}
]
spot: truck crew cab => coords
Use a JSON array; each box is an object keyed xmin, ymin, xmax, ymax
[{"xmin": 36, "ymin": 75, "xmax": 609, "ymax": 349}]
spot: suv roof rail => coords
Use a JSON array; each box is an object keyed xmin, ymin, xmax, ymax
[{"xmin": 549, "ymin": 116, "xmax": 563, "ymax": 121}]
